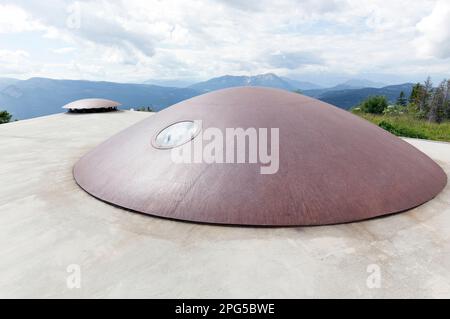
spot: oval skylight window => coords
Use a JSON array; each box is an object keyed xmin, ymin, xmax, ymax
[{"xmin": 153, "ymin": 121, "xmax": 200, "ymax": 149}]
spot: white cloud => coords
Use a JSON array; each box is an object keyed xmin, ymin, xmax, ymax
[
  {"xmin": 267, "ymin": 51, "xmax": 324, "ymax": 69},
  {"xmin": 416, "ymin": 0, "xmax": 450, "ymax": 59},
  {"xmin": 53, "ymin": 47, "xmax": 76, "ymax": 54},
  {"xmin": 0, "ymin": 0, "xmax": 449, "ymax": 83},
  {"xmin": 0, "ymin": 4, "xmax": 43, "ymax": 33},
  {"xmin": 0, "ymin": 49, "xmax": 32, "ymax": 74},
  {"xmin": 0, "ymin": 49, "xmax": 29, "ymax": 60}
]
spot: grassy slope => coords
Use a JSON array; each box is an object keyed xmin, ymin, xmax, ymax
[{"xmin": 354, "ymin": 113, "xmax": 450, "ymax": 142}]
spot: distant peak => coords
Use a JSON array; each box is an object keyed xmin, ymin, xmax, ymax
[
  {"xmin": 255, "ymin": 73, "xmax": 279, "ymax": 78},
  {"xmin": 340, "ymin": 78, "xmax": 386, "ymax": 88}
]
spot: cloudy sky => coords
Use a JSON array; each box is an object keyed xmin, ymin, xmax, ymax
[{"xmin": 0, "ymin": 0, "xmax": 449, "ymax": 86}]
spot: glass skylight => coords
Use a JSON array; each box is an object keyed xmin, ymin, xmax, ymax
[{"xmin": 153, "ymin": 121, "xmax": 200, "ymax": 149}]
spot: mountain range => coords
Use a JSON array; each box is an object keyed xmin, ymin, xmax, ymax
[
  {"xmin": 0, "ymin": 78, "xmax": 19, "ymax": 91},
  {"xmin": 0, "ymin": 74, "xmax": 411, "ymax": 120},
  {"xmin": 189, "ymin": 73, "xmax": 322, "ymax": 92},
  {"xmin": 305, "ymin": 83, "xmax": 414, "ymax": 109},
  {"xmin": 0, "ymin": 78, "xmax": 199, "ymax": 120}
]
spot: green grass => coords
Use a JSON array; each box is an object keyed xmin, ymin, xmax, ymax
[{"xmin": 353, "ymin": 112, "xmax": 450, "ymax": 142}]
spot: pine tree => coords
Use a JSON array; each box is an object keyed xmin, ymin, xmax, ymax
[
  {"xmin": 409, "ymin": 83, "xmax": 421, "ymax": 104},
  {"xmin": 396, "ymin": 91, "xmax": 407, "ymax": 106},
  {"xmin": 445, "ymin": 80, "xmax": 450, "ymax": 120},
  {"xmin": 409, "ymin": 83, "xmax": 426, "ymax": 106},
  {"xmin": 408, "ymin": 83, "xmax": 425, "ymax": 116},
  {"xmin": 418, "ymin": 77, "xmax": 433, "ymax": 116},
  {"xmin": 428, "ymin": 80, "xmax": 446, "ymax": 123}
]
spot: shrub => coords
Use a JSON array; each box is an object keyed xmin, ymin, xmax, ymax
[
  {"xmin": 378, "ymin": 120, "xmax": 429, "ymax": 139},
  {"xmin": 0, "ymin": 110, "xmax": 12, "ymax": 124},
  {"xmin": 406, "ymin": 103, "xmax": 419, "ymax": 116},
  {"xmin": 360, "ymin": 96, "xmax": 388, "ymax": 114},
  {"xmin": 383, "ymin": 105, "xmax": 406, "ymax": 116},
  {"xmin": 135, "ymin": 106, "xmax": 154, "ymax": 112}
]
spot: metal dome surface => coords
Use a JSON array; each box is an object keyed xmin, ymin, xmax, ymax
[{"xmin": 73, "ymin": 87, "xmax": 447, "ymax": 226}]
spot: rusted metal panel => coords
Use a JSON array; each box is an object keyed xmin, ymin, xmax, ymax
[{"xmin": 73, "ymin": 87, "xmax": 447, "ymax": 226}]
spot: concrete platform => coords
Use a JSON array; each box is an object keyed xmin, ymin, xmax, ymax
[{"xmin": 0, "ymin": 111, "xmax": 449, "ymax": 298}]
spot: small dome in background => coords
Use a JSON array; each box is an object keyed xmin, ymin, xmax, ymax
[{"xmin": 63, "ymin": 98, "xmax": 121, "ymax": 113}]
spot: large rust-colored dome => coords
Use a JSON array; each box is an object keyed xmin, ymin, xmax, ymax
[{"xmin": 73, "ymin": 87, "xmax": 446, "ymax": 226}]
